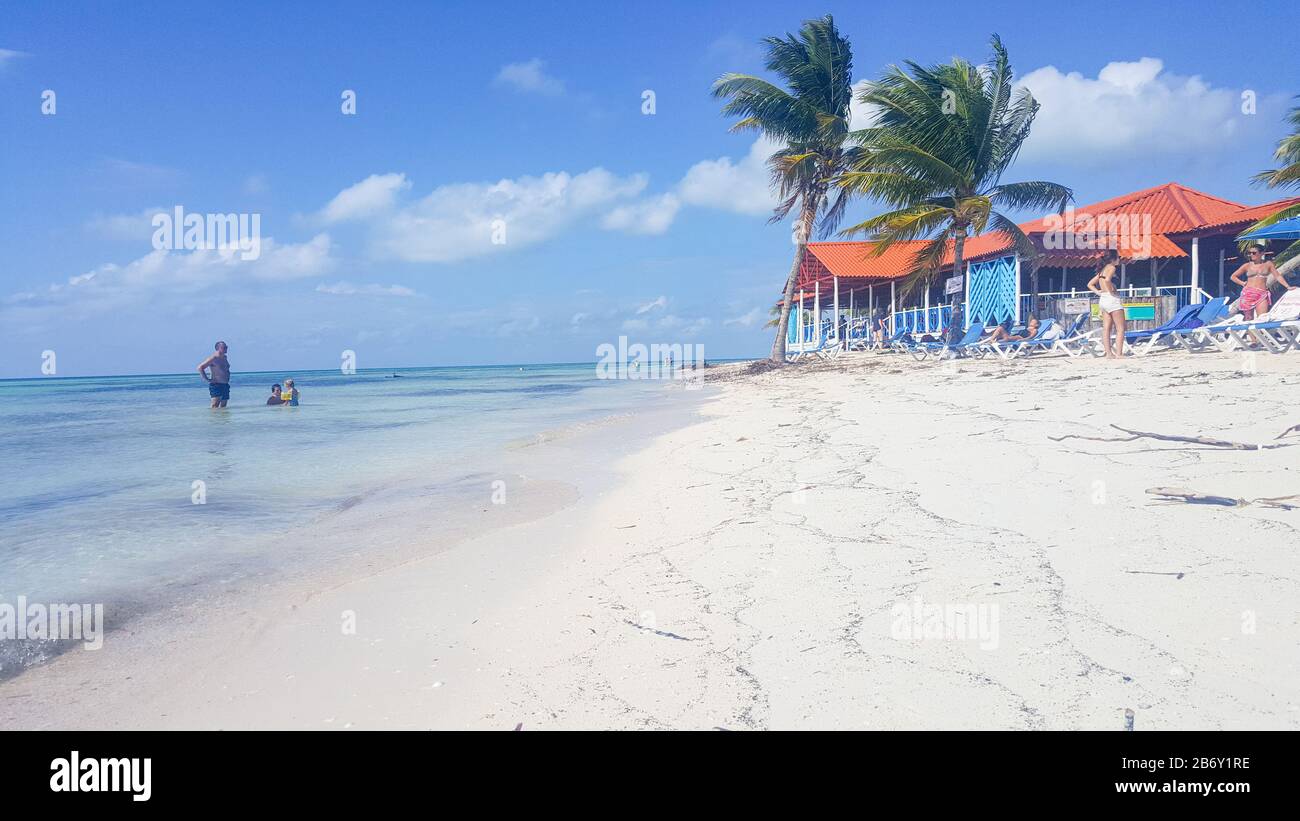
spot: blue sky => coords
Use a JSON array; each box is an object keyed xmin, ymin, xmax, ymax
[{"xmin": 1, "ymin": 0, "xmax": 1295, "ymax": 377}]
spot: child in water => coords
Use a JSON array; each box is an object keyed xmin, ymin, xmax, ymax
[{"xmin": 281, "ymin": 378, "xmax": 300, "ymax": 406}]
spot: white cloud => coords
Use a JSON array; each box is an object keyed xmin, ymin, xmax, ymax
[
  {"xmin": 668, "ymin": 80, "xmax": 873, "ymax": 224},
  {"xmin": 723, "ymin": 307, "xmax": 762, "ymax": 327},
  {"xmin": 5, "ymin": 234, "xmax": 335, "ymax": 322},
  {"xmin": 320, "ymin": 173, "xmax": 410, "ymax": 223},
  {"xmin": 655, "ymin": 314, "xmax": 711, "ymax": 336},
  {"xmin": 85, "ymin": 207, "xmax": 166, "ymax": 241},
  {"xmin": 494, "ymin": 59, "xmax": 564, "ymax": 96},
  {"xmin": 316, "ymin": 281, "xmax": 417, "ymax": 297},
  {"xmin": 635, "ymin": 295, "xmax": 667, "ymax": 314},
  {"xmin": 677, "ymin": 135, "xmax": 778, "ymax": 216},
  {"xmin": 602, "ymin": 193, "xmax": 680, "ymax": 235},
  {"xmin": 328, "ymin": 168, "xmax": 647, "ymax": 263},
  {"xmin": 1017, "ymin": 58, "xmax": 1256, "ymax": 164},
  {"xmin": 0, "ymin": 48, "xmax": 30, "ymax": 67},
  {"xmin": 243, "ymin": 174, "xmax": 270, "ymax": 195},
  {"xmin": 848, "ymin": 78, "xmax": 880, "ymax": 131},
  {"xmin": 100, "ymin": 158, "xmax": 183, "ymax": 187}
]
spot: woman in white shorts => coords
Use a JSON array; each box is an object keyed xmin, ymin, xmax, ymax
[{"xmin": 1087, "ymin": 250, "xmax": 1125, "ymax": 358}]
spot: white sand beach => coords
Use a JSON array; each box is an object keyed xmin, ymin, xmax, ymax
[{"xmin": 3, "ymin": 350, "xmax": 1299, "ymax": 730}]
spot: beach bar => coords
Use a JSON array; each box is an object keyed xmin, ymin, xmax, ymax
[{"xmin": 785, "ymin": 182, "xmax": 1300, "ymax": 355}]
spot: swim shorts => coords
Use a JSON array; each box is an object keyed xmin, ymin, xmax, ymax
[
  {"xmin": 209, "ymin": 382, "xmax": 230, "ymax": 401},
  {"xmin": 1098, "ymin": 293, "xmax": 1124, "ymax": 314}
]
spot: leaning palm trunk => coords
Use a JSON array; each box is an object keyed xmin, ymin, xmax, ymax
[
  {"xmin": 950, "ymin": 228, "xmax": 966, "ymax": 311},
  {"xmin": 770, "ymin": 206, "xmax": 816, "ymax": 363},
  {"xmin": 1278, "ymin": 254, "xmax": 1300, "ymax": 280}
]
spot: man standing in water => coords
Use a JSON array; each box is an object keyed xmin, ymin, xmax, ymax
[{"xmin": 197, "ymin": 340, "xmax": 231, "ymax": 408}]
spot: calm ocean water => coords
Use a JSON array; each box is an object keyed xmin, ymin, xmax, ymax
[{"xmin": 0, "ymin": 364, "xmax": 689, "ymax": 673}]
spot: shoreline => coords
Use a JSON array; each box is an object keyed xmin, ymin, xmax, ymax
[
  {"xmin": 0, "ymin": 380, "xmax": 708, "ymax": 695},
  {"xmin": 3, "ymin": 350, "xmax": 1298, "ymax": 729}
]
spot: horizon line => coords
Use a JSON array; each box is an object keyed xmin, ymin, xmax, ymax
[{"xmin": 0, "ymin": 357, "xmax": 750, "ymax": 383}]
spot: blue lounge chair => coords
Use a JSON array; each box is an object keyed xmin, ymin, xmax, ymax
[
  {"xmin": 788, "ymin": 326, "xmax": 843, "ymax": 361},
  {"xmin": 1125, "ymin": 302, "xmax": 1213, "ymax": 356},
  {"xmin": 1185, "ymin": 290, "xmax": 1300, "ymax": 354},
  {"xmin": 982, "ymin": 318, "xmax": 1057, "ymax": 360},
  {"xmin": 904, "ymin": 322, "xmax": 985, "ymax": 361},
  {"xmin": 1163, "ymin": 298, "xmax": 1233, "ymax": 353},
  {"xmin": 1008, "ymin": 312, "xmax": 1088, "ymax": 356}
]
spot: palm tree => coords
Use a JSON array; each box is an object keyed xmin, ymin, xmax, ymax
[
  {"xmin": 712, "ymin": 15, "xmax": 855, "ymax": 363},
  {"xmin": 1247, "ymin": 98, "xmax": 1300, "ymax": 277},
  {"xmin": 839, "ymin": 35, "xmax": 1071, "ymax": 315}
]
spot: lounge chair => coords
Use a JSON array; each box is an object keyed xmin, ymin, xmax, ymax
[
  {"xmin": 982, "ymin": 318, "xmax": 1057, "ymax": 360},
  {"xmin": 904, "ymin": 323, "xmax": 985, "ymax": 361},
  {"xmin": 877, "ymin": 326, "xmax": 910, "ymax": 353},
  {"xmin": 1125, "ymin": 302, "xmax": 1217, "ymax": 356},
  {"xmin": 1163, "ymin": 297, "xmax": 1246, "ymax": 353},
  {"xmin": 1051, "ymin": 313, "xmax": 1108, "ymax": 357},
  {"xmin": 1187, "ymin": 290, "xmax": 1300, "ymax": 354},
  {"xmin": 789, "ymin": 327, "xmax": 845, "ymax": 361},
  {"xmin": 1009, "ymin": 312, "xmax": 1088, "ymax": 356}
]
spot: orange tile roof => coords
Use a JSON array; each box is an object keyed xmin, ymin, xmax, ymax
[
  {"xmin": 1175, "ymin": 196, "xmax": 1300, "ymax": 233},
  {"xmin": 943, "ymin": 231, "xmax": 1014, "ymax": 264},
  {"xmin": 804, "ymin": 241, "xmax": 934, "ymax": 281},
  {"xmin": 1016, "ymin": 182, "xmax": 1245, "ymax": 236},
  {"xmin": 781, "ymin": 185, "xmax": 1275, "ymax": 297}
]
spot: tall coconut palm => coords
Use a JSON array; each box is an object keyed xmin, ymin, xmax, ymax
[
  {"xmin": 712, "ymin": 15, "xmax": 855, "ymax": 363},
  {"xmin": 1247, "ymin": 98, "xmax": 1300, "ymax": 277},
  {"xmin": 839, "ymin": 35, "xmax": 1071, "ymax": 314}
]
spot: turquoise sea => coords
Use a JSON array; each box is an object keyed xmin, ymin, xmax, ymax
[{"xmin": 0, "ymin": 364, "xmax": 693, "ymax": 674}]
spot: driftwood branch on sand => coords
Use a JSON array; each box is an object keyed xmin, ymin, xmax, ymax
[
  {"xmin": 1146, "ymin": 487, "xmax": 1300, "ymax": 510},
  {"xmin": 1049, "ymin": 424, "xmax": 1295, "ymax": 451},
  {"xmin": 1276, "ymin": 423, "xmax": 1300, "ymax": 441}
]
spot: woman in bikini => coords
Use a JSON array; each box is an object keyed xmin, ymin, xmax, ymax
[
  {"xmin": 1087, "ymin": 250, "xmax": 1125, "ymax": 358},
  {"xmin": 1231, "ymin": 244, "xmax": 1295, "ymax": 320}
]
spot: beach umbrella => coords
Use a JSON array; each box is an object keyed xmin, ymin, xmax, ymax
[{"xmin": 1237, "ymin": 216, "xmax": 1300, "ymax": 241}]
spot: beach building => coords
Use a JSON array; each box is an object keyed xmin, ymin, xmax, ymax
[{"xmin": 786, "ymin": 183, "xmax": 1300, "ymax": 353}]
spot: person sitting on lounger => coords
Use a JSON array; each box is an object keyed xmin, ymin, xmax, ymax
[
  {"xmin": 1231, "ymin": 244, "xmax": 1296, "ymax": 320},
  {"xmin": 984, "ymin": 316, "xmax": 1039, "ymax": 345}
]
